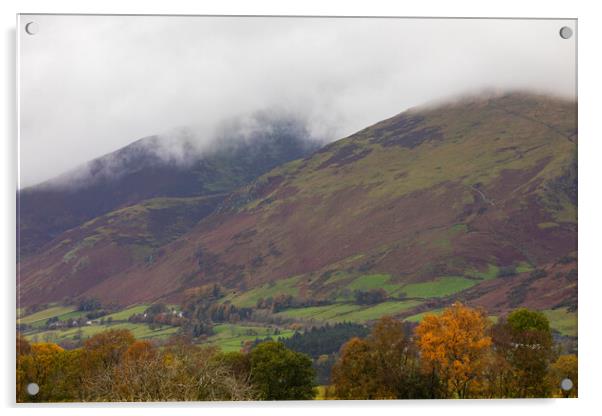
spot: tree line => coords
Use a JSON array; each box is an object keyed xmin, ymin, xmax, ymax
[
  {"xmin": 17, "ymin": 330, "xmax": 316, "ymax": 402},
  {"xmin": 330, "ymin": 303, "xmax": 577, "ymax": 399},
  {"xmin": 16, "ymin": 302, "xmax": 577, "ymax": 401}
]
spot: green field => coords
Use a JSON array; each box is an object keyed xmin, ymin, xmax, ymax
[
  {"xmin": 467, "ymin": 264, "xmax": 500, "ymax": 280},
  {"xmin": 54, "ymin": 310, "xmax": 89, "ymax": 321},
  {"xmin": 26, "ymin": 309, "xmax": 89, "ymax": 329},
  {"xmin": 543, "ymin": 308, "xmax": 577, "ymax": 337},
  {"xmin": 19, "ymin": 303, "xmax": 150, "ymax": 330},
  {"xmin": 103, "ymin": 304, "xmax": 150, "ymax": 321},
  {"xmin": 19, "ymin": 303, "xmax": 179, "ymax": 344},
  {"xmin": 276, "ymin": 300, "xmax": 422, "ymax": 323},
  {"xmin": 347, "ymin": 274, "xmax": 400, "ymax": 294},
  {"xmin": 24, "ymin": 321, "xmax": 179, "ymax": 343},
  {"xmin": 337, "ymin": 300, "xmax": 423, "ymax": 322},
  {"xmin": 18, "ymin": 305, "xmax": 76, "ymax": 324},
  {"xmin": 276, "ymin": 303, "xmax": 362, "ymax": 321},
  {"xmin": 206, "ymin": 324, "xmax": 295, "ymax": 352},
  {"xmin": 323, "ymin": 270, "xmax": 353, "ymax": 285},
  {"xmin": 515, "ymin": 262, "xmax": 535, "ymax": 273},
  {"xmin": 227, "ymin": 276, "xmax": 301, "ymax": 308},
  {"xmin": 401, "ymin": 276, "xmax": 479, "ymax": 298},
  {"xmin": 404, "ymin": 308, "xmax": 445, "ymax": 323}
]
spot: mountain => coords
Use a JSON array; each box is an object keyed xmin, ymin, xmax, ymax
[
  {"xmin": 18, "ymin": 114, "xmax": 321, "ymax": 259},
  {"xmin": 18, "ymin": 93, "xmax": 577, "ymax": 319},
  {"xmin": 17, "ymin": 115, "xmax": 322, "ymax": 305}
]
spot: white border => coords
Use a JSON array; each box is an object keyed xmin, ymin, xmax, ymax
[{"xmin": 2, "ymin": 1, "xmax": 601, "ymax": 415}]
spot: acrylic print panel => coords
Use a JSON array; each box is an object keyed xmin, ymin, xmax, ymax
[{"xmin": 17, "ymin": 15, "xmax": 577, "ymax": 402}]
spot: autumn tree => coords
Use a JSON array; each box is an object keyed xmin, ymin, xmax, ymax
[
  {"xmin": 415, "ymin": 302, "xmax": 492, "ymax": 398},
  {"xmin": 83, "ymin": 338, "xmax": 256, "ymax": 401},
  {"xmin": 491, "ymin": 308, "xmax": 554, "ymax": 397},
  {"xmin": 83, "ymin": 329, "xmax": 135, "ymax": 369},
  {"xmin": 250, "ymin": 341, "xmax": 316, "ymax": 400},
  {"xmin": 16, "ymin": 333, "xmax": 32, "ymax": 400},
  {"xmin": 16, "ymin": 343, "xmax": 82, "ymax": 402},
  {"xmin": 370, "ymin": 316, "xmax": 434, "ymax": 398},
  {"xmin": 547, "ymin": 354, "xmax": 578, "ymax": 398},
  {"xmin": 331, "ymin": 337, "xmax": 379, "ymax": 399},
  {"xmin": 332, "ymin": 316, "xmax": 433, "ymax": 399},
  {"xmin": 480, "ymin": 344, "xmax": 515, "ymax": 398},
  {"xmin": 16, "ymin": 333, "xmax": 31, "ymax": 357},
  {"xmin": 213, "ymin": 350, "xmax": 252, "ymax": 382},
  {"xmin": 90, "ymin": 340, "xmax": 168, "ymax": 401}
]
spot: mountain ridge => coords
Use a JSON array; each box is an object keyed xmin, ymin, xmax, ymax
[
  {"xmin": 18, "ymin": 115, "xmax": 321, "ymax": 259},
  {"xmin": 18, "ymin": 93, "xmax": 577, "ymax": 320}
]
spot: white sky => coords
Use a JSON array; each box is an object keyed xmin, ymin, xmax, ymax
[{"xmin": 18, "ymin": 16, "xmax": 576, "ymax": 188}]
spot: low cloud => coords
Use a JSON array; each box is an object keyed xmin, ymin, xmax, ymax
[
  {"xmin": 34, "ymin": 108, "xmax": 323, "ymax": 190},
  {"xmin": 19, "ymin": 16, "xmax": 576, "ymax": 188}
]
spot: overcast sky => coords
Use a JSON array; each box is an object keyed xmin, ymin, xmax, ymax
[{"xmin": 18, "ymin": 16, "xmax": 576, "ymax": 188}]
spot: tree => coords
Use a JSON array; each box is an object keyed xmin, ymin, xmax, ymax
[
  {"xmin": 280, "ymin": 322, "xmax": 370, "ymax": 357},
  {"xmin": 17, "ymin": 329, "xmax": 257, "ymax": 402},
  {"xmin": 332, "ymin": 316, "xmax": 435, "ymax": 399},
  {"xmin": 547, "ymin": 354, "xmax": 577, "ymax": 398},
  {"xmin": 81, "ymin": 329, "xmax": 136, "ymax": 383},
  {"xmin": 146, "ymin": 303, "xmax": 168, "ymax": 316},
  {"xmin": 492, "ymin": 308, "xmax": 554, "ymax": 397},
  {"xmin": 250, "ymin": 341, "xmax": 316, "ymax": 400},
  {"xmin": 83, "ymin": 339, "xmax": 255, "ymax": 401},
  {"xmin": 480, "ymin": 346, "xmax": 515, "ymax": 398},
  {"xmin": 331, "ymin": 337, "xmax": 379, "ymax": 399},
  {"xmin": 369, "ymin": 316, "xmax": 434, "ymax": 398},
  {"xmin": 16, "ymin": 333, "xmax": 31, "ymax": 357},
  {"xmin": 77, "ymin": 297, "xmax": 102, "ymax": 311},
  {"xmin": 353, "ymin": 288, "xmax": 387, "ymax": 305},
  {"xmin": 17, "ymin": 343, "xmax": 82, "ymax": 402},
  {"xmin": 124, "ymin": 340, "xmax": 156, "ymax": 362},
  {"xmin": 214, "ymin": 351, "xmax": 251, "ymax": 381},
  {"xmin": 415, "ymin": 302, "xmax": 492, "ymax": 398}
]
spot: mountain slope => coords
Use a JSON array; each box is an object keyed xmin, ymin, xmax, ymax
[
  {"xmin": 19, "ymin": 93, "xmax": 577, "ymax": 317},
  {"xmin": 18, "ymin": 115, "xmax": 320, "ymax": 258},
  {"xmin": 18, "ymin": 116, "xmax": 322, "ymax": 305}
]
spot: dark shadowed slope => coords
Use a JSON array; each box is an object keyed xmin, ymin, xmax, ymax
[{"xmin": 19, "ymin": 93, "xmax": 577, "ymax": 317}]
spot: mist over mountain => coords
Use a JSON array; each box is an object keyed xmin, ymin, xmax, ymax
[
  {"xmin": 19, "ymin": 93, "xmax": 577, "ymax": 318},
  {"xmin": 18, "ymin": 112, "xmax": 323, "ymax": 258},
  {"xmin": 20, "ymin": 17, "xmax": 576, "ymax": 188}
]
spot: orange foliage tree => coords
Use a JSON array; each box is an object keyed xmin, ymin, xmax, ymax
[
  {"xmin": 415, "ymin": 302, "xmax": 492, "ymax": 398},
  {"xmin": 331, "ymin": 337, "xmax": 379, "ymax": 399}
]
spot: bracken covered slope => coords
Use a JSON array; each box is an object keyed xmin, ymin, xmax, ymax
[
  {"xmin": 18, "ymin": 116, "xmax": 321, "ymax": 305},
  {"xmin": 19, "ymin": 93, "xmax": 577, "ymax": 316}
]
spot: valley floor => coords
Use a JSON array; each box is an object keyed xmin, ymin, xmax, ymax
[{"xmin": 18, "ymin": 300, "xmax": 577, "ymax": 349}]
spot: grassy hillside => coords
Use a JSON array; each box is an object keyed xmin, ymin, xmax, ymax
[
  {"xmin": 84, "ymin": 93, "xmax": 574, "ymax": 310},
  {"xmin": 19, "ymin": 93, "xmax": 577, "ymax": 328}
]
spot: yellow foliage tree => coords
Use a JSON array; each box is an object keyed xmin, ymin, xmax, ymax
[
  {"xmin": 17, "ymin": 343, "xmax": 82, "ymax": 402},
  {"xmin": 415, "ymin": 302, "xmax": 492, "ymax": 398},
  {"xmin": 547, "ymin": 354, "xmax": 578, "ymax": 398}
]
